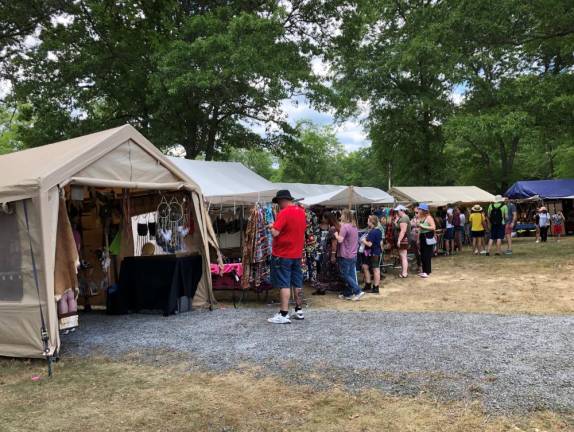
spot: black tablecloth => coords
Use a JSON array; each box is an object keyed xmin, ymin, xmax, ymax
[{"xmin": 108, "ymin": 255, "xmax": 202, "ymax": 316}]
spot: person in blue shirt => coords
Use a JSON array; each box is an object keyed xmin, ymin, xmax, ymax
[{"xmin": 360, "ymin": 215, "xmax": 383, "ymax": 294}]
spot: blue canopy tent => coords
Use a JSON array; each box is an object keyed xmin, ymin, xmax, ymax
[{"xmin": 505, "ymin": 179, "xmax": 574, "ymax": 200}]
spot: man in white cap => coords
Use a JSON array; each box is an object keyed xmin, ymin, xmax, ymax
[{"xmin": 486, "ymin": 195, "xmax": 508, "ymax": 256}]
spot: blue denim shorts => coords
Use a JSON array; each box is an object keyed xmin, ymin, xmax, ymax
[
  {"xmin": 271, "ymin": 256, "xmax": 303, "ymax": 289},
  {"xmin": 444, "ymin": 227, "xmax": 455, "ymax": 240}
]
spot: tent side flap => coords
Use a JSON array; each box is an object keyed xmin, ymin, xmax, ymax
[{"xmin": 0, "ymin": 196, "xmax": 57, "ymax": 358}]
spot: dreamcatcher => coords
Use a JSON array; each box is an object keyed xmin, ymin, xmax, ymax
[{"xmin": 156, "ymin": 195, "xmax": 190, "ymax": 253}]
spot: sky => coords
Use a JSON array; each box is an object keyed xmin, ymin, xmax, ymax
[{"xmin": 279, "ymin": 96, "xmax": 369, "ymax": 152}]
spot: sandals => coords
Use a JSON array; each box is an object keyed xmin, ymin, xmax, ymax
[{"xmin": 398, "ymin": 273, "xmax": 408, "ymax": 279}]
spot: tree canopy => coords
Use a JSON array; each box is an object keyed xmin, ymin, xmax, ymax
[{"xmin": 1, "ymin": 0, "xmax": 573, "ymax": 193}]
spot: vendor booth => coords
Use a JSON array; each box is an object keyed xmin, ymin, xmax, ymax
[
  {"xmin": 167, "ymin": 158, "xmax": 280, "ymax": 304},
  {"xmin": 389, "ymin": 186, "xmax": 496, "ymax": 207},
  {"xmin": 0, "ymin": 125, "xmax": 216, "ymax": 360},
  {"xmin": 505, "ymin": 179, "xmax": 574, "ymax": 234}
]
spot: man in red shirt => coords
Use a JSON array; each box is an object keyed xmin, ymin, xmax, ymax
[{"xmin": 267, "ymin": 190, "xmax": 307, "ymax": 324}]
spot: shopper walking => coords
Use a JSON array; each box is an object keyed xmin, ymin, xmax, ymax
[
  {"xmin": 360, "ymin": 215, "xmax": 383, "ymax": 293},
  {"xmin": 551, "ymin": 210, "xmax": 565, "ymax": 241},
  {"xmin": 486, "ymin": 195, "xmax": 508, "ymax": 256},
  {"xmin": 267, "ymin": 190, "xmax": 307, "ymax": 324},
  {"xmin": 469, "ymin": 205, "xmax": 486, "ymax": 255},
  {"xmin": 505, "ymin": 199, "xmax": 517, "ymax": 255},
  {"xmin": 416, "ymin": 203, "xmax": 436, "ymax": 278},
  {"xmin": 453, "ymin": 207, "xmax": 463, "ymax": 253},
  {"xmin": 444, "ymin": 204, "xmax": 455, "ymax": 255},
  {"xmin": 394, "ymin": 205, "xmax": 411, "ymax": 278},
  {"xmin": 335, "ymin": 209, "xmax": 364, "ymax": 301},
  {"xmin": 538, "ymin": 207, "xmax": 550, "ymax": 242}
]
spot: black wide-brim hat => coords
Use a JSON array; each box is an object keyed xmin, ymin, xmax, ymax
[{"xmin": 272, "ymin": 189, "xmax": 296, "ymax": 203}]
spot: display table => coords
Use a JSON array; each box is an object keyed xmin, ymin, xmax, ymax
[
  {"xmin": 109, "ymin": 255, "xmax": 202, "ymax": 316},
  {"xmin": 210, "ymin": 262, "xmax": 243, "ymax": 277}
]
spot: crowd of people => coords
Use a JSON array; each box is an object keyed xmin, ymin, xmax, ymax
[{"xmin": 265, "ymin": 190, "xmax": 568, "ymax": 324}]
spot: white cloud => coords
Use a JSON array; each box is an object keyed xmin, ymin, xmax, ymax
[{"xmin": 278, "ymin": 96, "xmax": 370, "ymax": 151}]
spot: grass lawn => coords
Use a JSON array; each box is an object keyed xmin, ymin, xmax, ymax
[
  {"xmin": 1, "ymin": 357, "xmax": 573, "ymax": 432},
  {"xmin": 2, "ymin": 237, "xmax": 573, "ymax": 431},
  {"xmin": 218, "ymin": 237, "xmax": 574, "ymax": 315}
]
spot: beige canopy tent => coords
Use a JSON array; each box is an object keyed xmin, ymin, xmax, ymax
[
  {"xmin": 389, "ymin": 186, "xmax": 496, "ymax": 207},
  {"xmin": 0, "ymin": 125, "xmax": 217, "ymax": 359}
]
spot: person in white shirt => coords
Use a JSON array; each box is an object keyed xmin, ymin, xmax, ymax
[
  {"xmin": 444, "ymin": 206, "xmax": 454, "ymax": 255},
  {"xmin": 538, "ymin": 207, "xmax": 550, "ymax": 242}
]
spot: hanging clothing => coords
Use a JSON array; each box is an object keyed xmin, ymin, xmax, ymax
[
  {"xmin": 302, "ymin": 210, "xmax": 320, "ymax": 284},
  {"xmin": 241, "ymin": 205, "xmax": 273, "ymax": 289},
  {"xmin": 54, "ymin": 197, "xmax": 79, "ymax": 299},
  {"xmin": 315, "ymin": 226, "xmax": 345, "ymax": 292}
]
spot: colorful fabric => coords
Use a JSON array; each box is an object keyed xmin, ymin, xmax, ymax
[
  {"xmin": 241, "ymin": 205, "xmax": 272, "ymax": 289},
  {"xmin": 301, "ymin": 210, "xmax": 320, "ymax": 283},
  {"xmin": 210, "ymin": 263, "xmax": 243, "ymax": 277}
]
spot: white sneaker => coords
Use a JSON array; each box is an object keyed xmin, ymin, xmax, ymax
[
  {"xmin": 338, "ymin": 294, "xmax": 354, "ymax": 300},
  {"xmin": 418, "ymin": 272, "xmax": 429, "ymax": 278},
  {"xmin": 267, "ymin": 313, "xmax": 291, "ymax": 324},
  {"xmin": 353, "ymin": 291, "xmax": 366, "ymax": 301},
  {"xmin": 292, "ymin": 309, "xmax": 304, "ymax": 320}
]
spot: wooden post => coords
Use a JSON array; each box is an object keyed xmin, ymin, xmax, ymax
[{"xmin": 348, "ymin": 185, "xmax": 354, "ymax": 210}]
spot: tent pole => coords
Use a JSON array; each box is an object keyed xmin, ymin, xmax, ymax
[{"xmin": 348, "ymin": 186, "xmax": 353, "ymax": 210}]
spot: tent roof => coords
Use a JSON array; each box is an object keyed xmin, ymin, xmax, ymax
[
  {"xmin": 0, "ymin": 125, "xmax": 198, "ymax": 202},
  {"xmin": 167, "ymin": 158, "xmax": 278, "ymax": 205},
  {"xmin": 275, "ymin": 183, "xmax": 394, "ymax": 206},
  {"xmin": 505, "ymin": 179, "xmax": 574, "ymax": 200},
  {"xmin": 389, "ymin": 186, "xmax": 496, "ymax": 207}
]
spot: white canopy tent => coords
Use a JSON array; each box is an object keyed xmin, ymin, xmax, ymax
[
  {"xmin": 167, "ymin": 158, "xmax": 278, "ymax": 205},
  {"xmin": 389, "ymin": 186, "xmax": 496, "ymax": 207},
  {"xmin": 274, "ymin": 183, "xmax": 394, "ymax": 207}
]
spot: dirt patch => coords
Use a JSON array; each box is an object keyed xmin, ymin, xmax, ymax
[
  {"xmin": 1, "ymin": 357, "xmax": 572, "ymax": 432},
  {"xmin": 217, "ymin": 237, "xmax": 574, "ymax": 315}
]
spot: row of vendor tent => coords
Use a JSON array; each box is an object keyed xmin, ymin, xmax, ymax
[
  {"xmin": 389, "ymin": 186, "xmax": 496, "ymax": 208},
  {"xmin": 169, "ymin": 158, "xmax": 395, "ymax": 206},
  {"xmin": 0, "ymin": 125, "xmax": 217, "ymax": 359},
  {"xmin": 274, "ymin": 183, "xmax": 395, "ymax": 206},
  {"xmin": 505, "ymin": 179, "xmax": 574, "ymax": 200}
]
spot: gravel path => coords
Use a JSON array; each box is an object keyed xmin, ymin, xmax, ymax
[{"xmin": 62, "ymin": 309, "xmax": 574, "ymax": 413}]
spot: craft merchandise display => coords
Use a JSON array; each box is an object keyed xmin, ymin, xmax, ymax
[
  {"xmin": 155, "ymin": 195, "xmax": 194, "ymax": 254},
  {"xmin": 241, "ymin": 204, "xmax": 274, "ymax": 290}
]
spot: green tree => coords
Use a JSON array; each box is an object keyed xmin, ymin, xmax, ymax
[
  {"xmin": 5, "ymin": 1, "xmax": 323, "ymax": 158},
  {"xmin": 275, "ymin": 121, "xmax": 346, "ymax": 184},
  {"xmin": 223, "ymin": 147, "xmax": 277, "ymax": 180},
  {"xmin": 0, "ymin": 104, "xmax": 28, "ymax": 154},
  {"xmin": 327, "ymin": 0, "xmax": 456, "ymax": 186}
]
